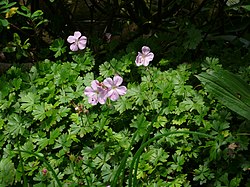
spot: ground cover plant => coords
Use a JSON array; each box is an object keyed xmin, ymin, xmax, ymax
[
  {"xmin": 1, "ymin": 43, "xmax": 250, "ymax": 186},
  {"xmin": 0, "ymin": 0, "xmax": 250, "ymax": 187}
]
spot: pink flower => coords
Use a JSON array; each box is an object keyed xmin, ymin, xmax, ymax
[
  {"xmin": 42, "ymin": 168, "xmax": 48, "ymax": 175},
  {"xmin": 103, "ymin": 75, "xmax": 127, "ymax": 101},
  {"xmin": 84, "ymin": 80, "xmax": 107, "ymax": 105},
  {"xmin": 67, "ymin": 31, "xmax": 87, "ymax": 51},
  {"xmin": 135, "ymin": 46, "xmax": 154, "ymax": 66}
]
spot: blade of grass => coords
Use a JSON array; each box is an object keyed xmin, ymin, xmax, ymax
[
  {"xmin": 129, "ymin": 131, "xmax": 216, "ymax": 187},
  {"xmin": 14, "ymin": 150, "xmax": 62, "ymax": 187},
  {"xmin": 17, "ymin": 143, "xmax": 28, "ymax": 187},
  {"xmin": 111, "ymin": 131, "xmax": 137, "ymax": 187},
  {"xmin": 129, "ymin": 103, "xmax": 167, "ymax": 187}
]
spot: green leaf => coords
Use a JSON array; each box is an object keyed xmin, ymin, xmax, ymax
[
  {"xmin": 226, "ymin": 0, "xmax": 239, "ymax": 6},
  {"xmin": 11, "ymin": 78, "xmax": 22, "ymax": 91},
  {"xmin": 49, "ymin": 38, "xmax": 66, "ymax": 58},
  {"xmin": 130, "ymin": 114, "xmax": 149, "ymax": 137},
  {"xmin": 35, "ymin": 19, "xmax": 48, "ymax": 28},
  {"xmin": 37, "ymin": 138, "xmax": 49, "ymax": 151},
  {"xmin": 49, "ymin": 128, "xmax": 61, "ymax": 145},
  {"xmin": 196, "ymin": 69, "xmax": 250, "ymax": 119},
  {"xmin": 99, "ymin": 61, "xmax": 114, "ymax": 77},
  {"xmin": 230, "ymin": 177, "xmax": 241, "ymax": 187},
  {"xmin": 154, "ymin": 116, "xmax": 168, "ymax": 128},
  {"xmin": 126, "ymin": 83, "xmax": 146, "ymax": 106},
  {"xmin": 72, "ymin": 51, "xmax": 95, "ymax": 72},
  {"xmin": 0, "ymin": 77, "xmax": 11, "ymax": 99},
  {"xmin": 19, "ymin": 92, "xmax": 40, "ymax": 112},
  {"xmin": 20, "ymin": 141, "xmax": 35, "ymax": 159},
  {"xmin": 31, "ymin": 10, "xmax": 43, "ymax": 19},
  {"xmin": 241, "ymin": 5, "xmax": 250, "ymax": 11},
  {"xmin": 56, "ymin": 106, "xmax": 70, "ymax": 122},
  {"xmin": 69, "ymin": 113, "xmax": 95, "ymax": 137},
  {"xmin": 183, "ymin": 26, "xmax": 202, "ymax": 49},
  {"xmin": 56, "ymin": 87, "xmax": 76, "ymax": 104},
  {"xmin": 114, "ymin": 96, "xmax": 132, "ymax": 113},
  {"xmin": 0, "ymin": 19, "xmax": 9, "ymax": 27},
  {"xmin": 54, "ymin": 133, "xmax": 72, "ymax": 151},
  {"xmin": 6, "ymin": 114, "xmax": 27, "ymax": 137},
  {"xmin": 17, "ymin": 6, "xmax": 31, "ymax": 17},
  {"xmin": 32, "ymin": 103, "xmax": 47, "ymax": 121},
  {"xmin": 0, "ymin": 158, "xmax": 16, "ymax": 186},
  {"xmin": 0, "ymin": 2, "xmax": 16, "ymax": 10},
  {"xmin": 0, "ymin": 0, "xmax": 7, "ymax": 6},
  {"xmin": 0, "ymin": 93, "xmax": 16, "ymax": 110}
]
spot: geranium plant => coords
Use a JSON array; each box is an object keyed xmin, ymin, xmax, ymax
[{"xmin": 0, "ymin": 30, "xmax": 249, "ymax": 187}]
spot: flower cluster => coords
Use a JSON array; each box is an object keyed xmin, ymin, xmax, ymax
[
  {"xmin": 67, "ymin": 31, "xmax": 87, "ymax": 51},
  {"xmin": 66, "ymin": 32, "xmax": 153, "ymax": 105},
  {"xmin": 135, "ymin": 46, "xmax": 154, "ymax": 66},
  {"xmin": 67, "ymin": 31, "xmax": 154, "ymax": 67},
  {"xmin": 84, "ymin": 75, "xmax": 127, "ymax": 105}
]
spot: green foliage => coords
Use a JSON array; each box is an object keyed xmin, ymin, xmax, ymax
[
  {"xmin": 0, "ymin": 50, "xmax": 249, "ymax": 186},
  {"xmin": 49, "ymin": 38, "xmax": 66, "ymax": 58},
  {"xmin": 0, "ymin": 0, "xmax": 16, "ymax": 31},
  {"xmin": 3, "ymin": 33, "xmax": 31, "ymax": 60},
  {"xmin": 196, "ymin": 69, "xmax": 250, "ymax": 120},
  {"xmin": 193, "ymin": 165, "xmax": 214, "ymax": 185},
  {"xmin": 0, "ymin": 158, "xmax": 16, "ymax": 186},
  {"xmin": 0, "ymin": 1, "xmax": 250, "ymax": 185},
  {"xmin": 183, "ymin": 25, "xmax": 202, "ymax": 50},
  {"xmin": 0, "ymin": 1, "xmax": 49, "ymax": 64},
  {"xmin": 16, "ymin": 6, "xmax": 48, "ymax": 30}
]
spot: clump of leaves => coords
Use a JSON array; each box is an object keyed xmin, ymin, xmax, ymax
[{"xmin": 0, "ymin": 51, "xmax": 249, "ymax": 187}]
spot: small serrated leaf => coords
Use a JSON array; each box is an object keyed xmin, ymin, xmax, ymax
[
  {"xmin": 19, "ymin": 92, "xmax": 40, "ymax": 112},
  {"xmin": 0, "ymin": 158, "xmax": 16, "ymax": 186},
  {"xmin": 32, "ymin": 103, "xmax": 46, "ymax": 121}
]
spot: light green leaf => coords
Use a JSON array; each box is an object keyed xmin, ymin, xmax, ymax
[
  {"xmin": 130, "ymin": 114, "xmax": 149, "ymax": 137},
  {"xmin": 114, "ymin": 96, "xmax": 132, "ymax": 113},
  {"xmin": 19, "ymin": 92, "xmax": 40, "ymax": 112},
  {"xmin": 241, "ymin": 5, "xmax": 250, "ymax": 11},
  {"xmin": 0, "ymin": 19, "xmax": 9, "ymax": 27},
  {"xmin": 32, "ymin": 103, "xmax": 46, "ymax": 121},
  {"xmin": 0, "ymin": 158, "xmax": 15, "ymax": 186},
  {"xmin": 21, "ymin": 141, "xmax": 34, "ymax": 159},
  {"xmin": 6, "ymin": 114, "xmax": 26, "ymax": 137},
  {"xmin": 49, "ymin": 38, "xmax": 66, "ymax": 58}
]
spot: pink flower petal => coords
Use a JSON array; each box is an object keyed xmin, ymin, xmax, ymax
[
  {"xmin": 146, "ymin": 52, "xmax": 154, "ymax": 61},
  {"xmin": 106, "ymin": 89, "xmax": 114, "ymax": 98},
  {"xmin": 78, "ymin": 36, "xmax": 87, "ymax": 50},
  {"xmin": 88, "ymin": 96, "xmax": 98, "ymax": 105},
  {"xmin": 103, "ymin": 78, "xmax": 113, "ymax": 88},
  {"xmin": 67, "ymin": 36, "xmax": 76, "ymax": 43},
  {"xmin": 79, "ymin": 36, "xmax": 87, "ymax": 43},
  {"xmin": 109, "ymin": 91, "xmax": 120, "ymax": 101},
  {"xmin": 135, "ymin": 53, "xmax": 143, "ymax": 66},
  {"xmin": 142, "ymin": 46, "xmax": 151, "ymax": 55},
  {"xmin": 98, "ymin": 96, "xmax": 107, "ymax": 104},
  {"xmin": 113, "ymin": 75, "xmax": 123, "ymax": 86},
  {"xmin": 78, "ymin": 42, "xmax": 86, "ymax": 50},
  {"xmin": 70, "ymin": 44, "xmax": 78, "ymax": 51},
  {"xmin": 84, "ymin": 87, "xmax": 94, "ymax": 96},
  {"xmin": 116, "ymin": 86, "xmax": 127, "ymax": 95},
  {"xmin": 74, "ymin": 31, "xmax": 81, "ymax": 39},
  {"xmin": 143, "ymin": 59, "xmax": 150, "ymax": 66},
  {"xmin": 91, "ymin": 80, "xmax": 99, "ymax": 90},
  {"xmin": 143, "ymin": 52, "xmax": 154, "ymax": 66}
]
